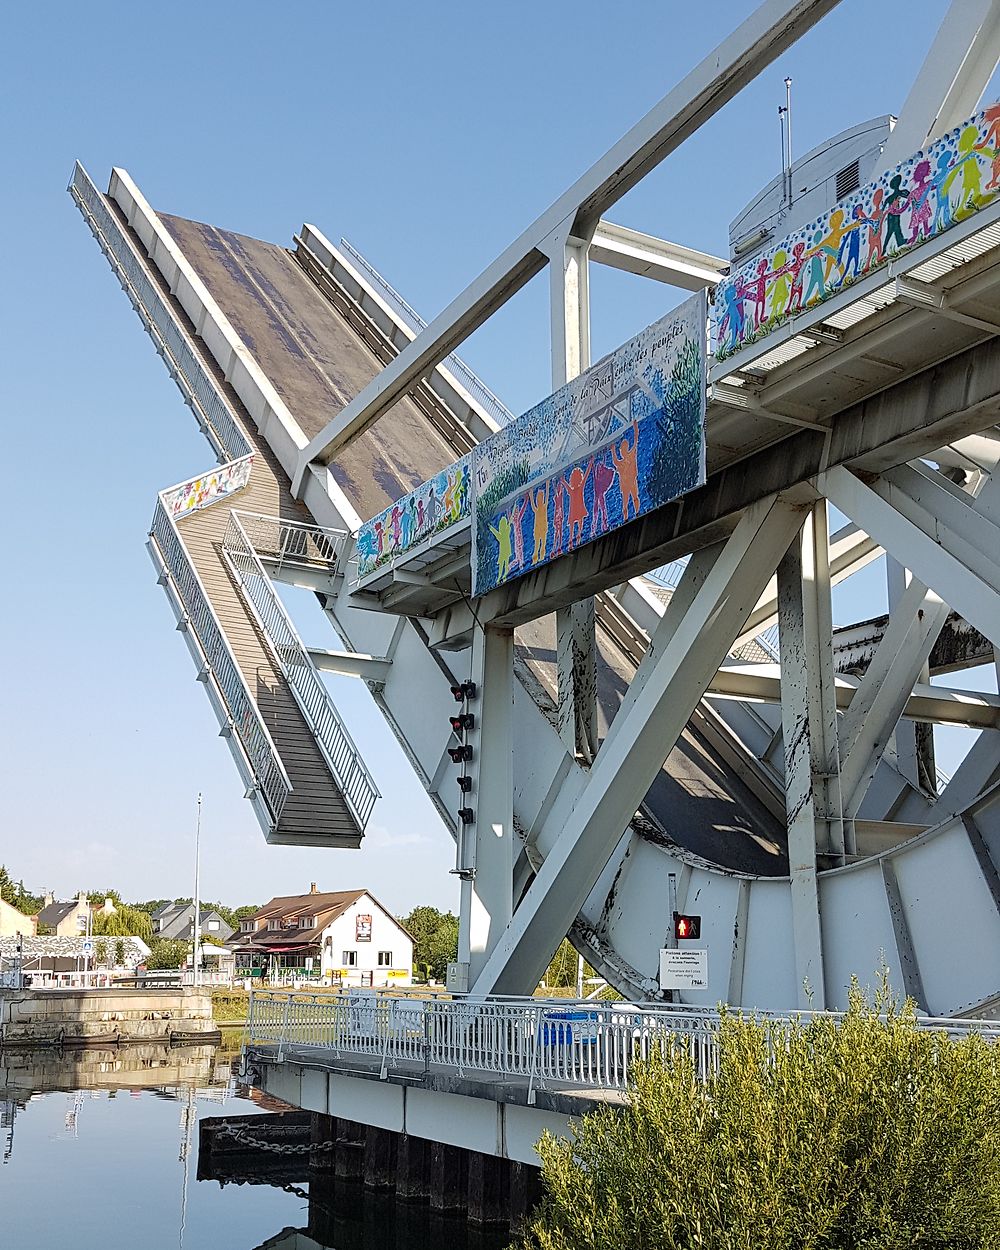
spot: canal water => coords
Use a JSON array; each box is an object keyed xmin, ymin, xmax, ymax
[{"xmin": 0, "ymin": 1040, "xmax": 511, "ymax": 1249}]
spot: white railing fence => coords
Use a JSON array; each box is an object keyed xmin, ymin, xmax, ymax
[
  {"xmin": 338, "ymin": 236, "xmax": 515, "ymax": 429},
  {"xmin": 69, "ymin": 163, "xmax": 250, "ymax": 465},
  {"xmin": 222, "ymin": 512, "xmax": 379, "ymax": 830},
  {"xmin": 150, "ymin": 499, "xmax": 291, "ymax": 824},
  {"xmin": 247, "ymin": 990, "xmax": 1000, "ymax": 1101},
  {"xmin": 235, "ymin": 511, "xmax": 345, "ymax": 575}
]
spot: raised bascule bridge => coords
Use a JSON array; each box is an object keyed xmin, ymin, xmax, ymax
[{"xmin": 70, "ymin": 0, "xmax": 1000, "ymax": 1178}]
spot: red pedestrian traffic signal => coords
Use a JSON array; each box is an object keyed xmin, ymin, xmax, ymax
[{"xmin": 673, "ymin": 913, "xmax": 701, "ymax": 940}]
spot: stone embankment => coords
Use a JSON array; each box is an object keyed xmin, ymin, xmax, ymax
[{"xmin": 0, "ymin": 987, "xmax": 220, "ymax": 1047}]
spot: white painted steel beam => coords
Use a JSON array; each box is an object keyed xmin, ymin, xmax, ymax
[
  {"xmin": 293, "ymin": 0, "xmax": 840, "ymax": 479},
  {"xmin": 545, "ymin": 222, "xmax": 599, "ymax": 760},
  {"xmin": 777, "ymin": 527, "xmax": 828, "ymax": 1006},
  {"xmin": 706, "ymin": 667, "xmax": 1000, "ymax": 727},
  {"xmin": 458, "ymin": 627, "xmax": 515, "ymax": 981},
  {"xmin": 732, "ymin": 523, "xmax": 882, "ymax": 652},
  {"xmin": 470, "ymin": 495, "xmax": 804, "ymax": 997},
  {"xmin": 876, "ymin": 0, "xmax": 1000, "ymax": 174},
  {"xmin": 821, "ymin": 466, "xmax": 1000, "ymax": 654},
  {"xmin": 779, "ymin": 503, "xmax": 846, "ymax": 863},
  {"xmin": 838, "ymin": 575, "xmax": 949, "ymax": 819},
  {"xmin": 589, "ymin": 221, "xmax": 727, "ymax": 290},
  {"xmin": 307, "ymin": 649, "xmax": 393, "ymax": 682}
]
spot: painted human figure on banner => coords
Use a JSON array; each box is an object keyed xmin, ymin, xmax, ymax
[
  {"xmin": 471, "ymin": 295, "xmax": 707, "ymax": 596},
  {"xmin": 564, "ymin": 460, "xmax": 593, "ymax": 549},
  {"xmin": 355, "ymin": 457, "xmax": 472, "ymax": 579},
  {"xmin": 713, "ymin": 99, "xmax": 1000, "ymax": 360},
  {"xmin": 592, "ymin": 457, "xmax": 616, "ymax": 535},
  {"xmin": 612, "ymin": 423, "xmax": 640, "ymax": 522},
  {"xmin": 531, "ymin": 482, "xmax": 550, "ymax": 563},
  {"xmin": 489, "ymin": 513, "xmax": 514, "ymax": 583},
  {"xmin": 163, "ymin": 454, "xmax": 254, "ymax": 520}
]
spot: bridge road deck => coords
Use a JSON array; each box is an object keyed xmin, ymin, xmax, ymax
[
  {"xmin": 149, "ymin": 208, "xmax": 786, "ymax": 875},
  {"xmin": 105, "ymin": 197, "xmax": 363, "ymax": 847}
]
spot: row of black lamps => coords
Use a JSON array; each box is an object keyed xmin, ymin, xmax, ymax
[{"xmin": 448, "ymin": 681, "xmax": 477, "ymax": 824}]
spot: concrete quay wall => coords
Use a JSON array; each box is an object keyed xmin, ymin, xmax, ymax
[{"xmin": 0, "ymin": 987, "xmax": 218, "ymax": 1046}]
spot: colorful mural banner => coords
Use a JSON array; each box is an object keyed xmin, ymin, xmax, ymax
[
  {"xmin": 714, "ymin": 100, "xmax": 1000, "ymax": 360},
  {"xmin": 355, "ymin": 454, "xmax": 472, "ymax": 579},
  {"xmin": 161, "ymin": 453, "xmax": 254, "ymax": 520},
  {"xmin": 471, "ymin": 293, "xmax": 707, "ymax": 596}
]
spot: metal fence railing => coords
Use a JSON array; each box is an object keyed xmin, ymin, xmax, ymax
[
  {"xmin": 247, "ymin": 989, "xmax": 1000, "ymax": 1100},
  {"xmin": 223, "ymin": 513, "xmax": 378, "ymax": 830},
  {"xmin": 339, "ymin": 236, "xmax": 515, "ymax": 429},
  {"xmin": 69, "ymin": 162, "xmax": 250, "ymax": 465},
  {"xmin": 150, "ymin": 499, "xmax": 290, "ymax": 825},
  {"xmin": 234, "ymin": 511, "xmax": 346, "ymax": 574}
]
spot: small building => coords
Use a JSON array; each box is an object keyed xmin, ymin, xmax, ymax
[
  {"xmin": 152, "ymin": 902, "xmax": 235, "ymax": 944},
  {"xmin": 232, "ymin": 884, "xmax": 413, "ymax": 986},
  {"xmin": 0, "ymin": 898, "xmax": 34, "ymax": 938},
  {"xmin": 35, "ymin": 893, "xmax": 91, "ymax": 937},
  {"xmin": 0, "ymin": 934, "xmax": 151, "ymax": 985}
]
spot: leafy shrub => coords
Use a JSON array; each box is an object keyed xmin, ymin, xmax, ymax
[
  {"xmin": 211, "ymin": 989, "xmax": 250, "ymax": 1021},
  {"xmin": 145, "ymin": 939, "xmax": 189, "ymax": 970},
  {"xmin": 518, "ymin": 981, "xmax": 1000, "ymax": 1250}
]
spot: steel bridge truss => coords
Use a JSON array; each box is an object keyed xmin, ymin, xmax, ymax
[{"xmin": 73, "ymin": 0, "xmax": 1000, "ymax": 1017}]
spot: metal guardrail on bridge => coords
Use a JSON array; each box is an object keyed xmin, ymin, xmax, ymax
[
  {"xmin": 223, "ymin": 512, "xmax": 379, "ymax": 830},
  {"xmin": 149, "ymin": 498, "xmax": 292, "ymax": 825},
  {"xmin": 69, "ymin": 163, "xmax": 250, "ymax": 465},
  {"xmin": 246, "ymin": 990, "xmax": 1000, "ymax": 1103}
]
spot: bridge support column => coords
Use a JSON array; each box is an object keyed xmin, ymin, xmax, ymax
[
  {"xmin": 468, "ymin": 1150, "xmax": 510, "ymax": 1227},
  {"xmin": 545, "ymin": 221, "xmax": 598, "ymax": 759},
  {"xmin": 429, "ymin": 1141, "xmax": 468, "ymax": 1213},
  {"xmin": 470, "ymin": 494, "xmax": 804, "ymax": 997},
  {"xmin": 396, "ymin": 1133, "xmax": 429, "ymax": 1202},
  {"xmin": 777, "ymin": 501, "xmax": 844, "ymax": 1008},
  {"xmin": 458, "ymin": 625, "xmax": 515, "ymax": 981},
  {"xmin": 363, "ymin": 1125, "xmax": 398, "ymax": 1190}
]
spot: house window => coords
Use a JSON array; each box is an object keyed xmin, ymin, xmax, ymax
[
  {"xmin": 268, "ymin": 919, "xmax": 283, "ymax": 930},
  {"xmin": 299, "ymin": 916, "xmax": 314, "ymax": 928},
  {"xmin": 207, "ymin": 920, "xmax": 220, "ymax": 931},
  {"xmin": 241, "ymin": 920, "xmax": 254, "ymax": 932},
  {"xmin": 342, "ymin": 951, "xmax": 357, "ymax": 967},
  {"xmin": 377, "ymin": 951, "xmax": 393, "ymax": 967}
]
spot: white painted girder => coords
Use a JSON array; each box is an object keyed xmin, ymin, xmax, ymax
[
  {"xmin": 471, "ymin": 495, "xmax": 805, "ymax": 997},
  {"xmin": 822, "ymin": 466, "xmax": 1000, "ymax": 653},
  {"xmin": 876, "ymin": 0, "xmax": 1000, "ymax": 174},
  {"xmin": 293, "ymin": 0, "xmax": 841, "ymax": 478}
]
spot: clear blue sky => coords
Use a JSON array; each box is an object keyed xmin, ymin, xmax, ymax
[{"xmin": 2, "ymin": 0, "xmax": 982, "ymax": 914}]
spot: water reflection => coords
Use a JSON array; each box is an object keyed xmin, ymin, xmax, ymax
[{"xmin": 0, "ymin": 1043, "xmax": 511, "ymax": 1249}]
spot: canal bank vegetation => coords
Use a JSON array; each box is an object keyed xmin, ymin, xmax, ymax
[{"xmin": 518, "ymin": 980, "xmax": 1000, "ymax": 1250}]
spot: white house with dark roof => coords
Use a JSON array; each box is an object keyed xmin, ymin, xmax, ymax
[
  {"xmin": 35, "ymin": 893, "xmax": 91, "ymax": 937},
  {"xmin": 231, "ymin": 884, "xmax": 413, "ymax": 986},
  {"xmin": 152, "ymin": 902, "xmax": 234, "ymax": 944}
]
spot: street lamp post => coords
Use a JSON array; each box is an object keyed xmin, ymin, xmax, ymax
[{"xmin": 192, "ymin": 793, "xmax": 202, "ymax": 988}]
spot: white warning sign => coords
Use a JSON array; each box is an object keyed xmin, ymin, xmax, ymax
[{"xmin": 659, "ymin": 947, "xmax": 708, "ymax": 991}]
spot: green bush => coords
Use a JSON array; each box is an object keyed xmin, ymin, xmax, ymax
[
  {"xmin": 211, "ymin": 989, "xmax": 250, "ymax": 1021},
  {"xmin": 518, "ymin": 981, "xmax": 1000, "ymax": 1250},
  {"xmin": 145, "ymin": 939, "xmax": 189, "ymax": 970}
]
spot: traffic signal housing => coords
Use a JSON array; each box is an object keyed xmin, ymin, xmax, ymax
[{"xmin": 673, "ymin": 913, "xmax": 701, "ymax": 940}]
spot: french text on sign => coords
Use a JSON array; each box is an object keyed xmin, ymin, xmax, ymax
[{"xmin": 659, "ymin": 948, "xmax": 708, "ymax": 991}]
